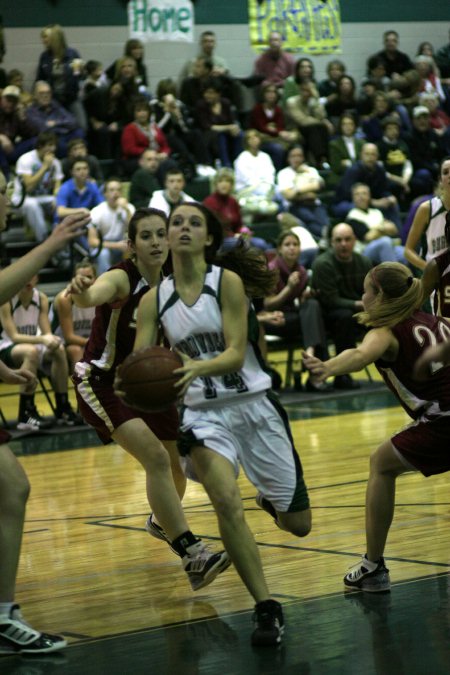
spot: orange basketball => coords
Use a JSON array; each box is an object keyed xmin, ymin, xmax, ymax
[{"xmin": 119, "ymin": 346, "xmax": 183, "ymax": 412}]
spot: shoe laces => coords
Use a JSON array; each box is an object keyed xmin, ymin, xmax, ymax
[{"xmin": 183, "ymin": 543, "xmax": 215, "ymax": 569}]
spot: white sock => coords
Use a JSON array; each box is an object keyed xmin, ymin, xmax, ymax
[{"xmin": 0, "ymin": 602, "xmax": 15, "ymax": 617}]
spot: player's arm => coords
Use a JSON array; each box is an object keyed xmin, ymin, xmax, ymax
[
  {"xmin": 67, "ymin": 268, "xmax": 130, "ymax": 308},
  {"xmin": 421, "ymin": 259, "xmax": 439, "ymax": 299},
  {"xmin": 0, "ymin": 213, "xmax": 90, "ymax": 305},
  {"xmin": 404, "ymin": 201, "xmax": 430, "ymax": 272},
  {"xmin": 134, "ymin": 288, "xmax": 159, "ymax": 350},
  {"xmin": 54, "ymin": 294, "xmax": 87, "ymax": 347},
  {"xmin": 303, "ymin": 327, "xmax": 395, "ymax": 381}
]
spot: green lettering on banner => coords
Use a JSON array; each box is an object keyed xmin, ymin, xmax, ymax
[
  {"xmin": 148, "ymin": 8, "xmax": 162, "ymax": 31},
  {"xmin": 131, "ymin": 0, "xmax": 148, "ymax": 32},
  {"xmin": 178, "ymin": 7, "xmax": 191, "ymax": 32}
]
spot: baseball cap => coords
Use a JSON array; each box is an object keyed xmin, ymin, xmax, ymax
[
  {"xmin": 412, "ymin": 105, "xmax": 430, "ymax": 118},
  {"xmin": 2, "ymin": 85, "xmax": 20, "ymax": 99}
]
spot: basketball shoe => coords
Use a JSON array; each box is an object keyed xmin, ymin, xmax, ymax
[
  {"xmin": 182, "ymin": 542, "xmax": 231, "ymax": 591},
  {"xmin": 344, "ymin": 555, "xmax": 391, "ymax": 592},
  {"xmin": 55, "ymin": 405, "xmax": 84, "ymax": 427},
  {"xmin": 145, "ymin": 513, "xmax": 178, "ymax": 555},
  {"xmin": 17, "ymin": 406, "xmax": 53, "ymax": 431},
  {"xmin": 251, "ymin": 599, "xmax": 284, "ymax": 646},
  {"xmin": 0, "ymin": 605, "xmax": 67, "ymax": 654}
]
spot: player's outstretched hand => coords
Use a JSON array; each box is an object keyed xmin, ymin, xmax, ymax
[
  {"xmin": 65, "ymin": 271, "xmax": 95, "ymax": 297},
  {"xmin": 302, "ymin": 351, "xmax": 329, "ymax": 382},
  {"xmin": 413, "ymin": 341, "xmax": 450, "ymax": 381},
  {"xmin": 48, "ymin": 212, "xmax": 92, "ymax": 252},
  {"xmin": 172, "ymin": 351, "xmax": 200, "ymax": 398}
]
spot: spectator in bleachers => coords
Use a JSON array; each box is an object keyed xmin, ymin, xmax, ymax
[
  {"xmin": 328, "ymin": 113, "xmax": 364, "ymax": 186},
  {"xmin": 262, "ymin": 230, "xmax": 330, "ymax": 392},
  {"xmin": 376, "ymin": 115, "xmax": 413, "ymax": 205},
  {"xmin": 253, "ymin": 31, "xmax": 295, "ymax": 89},
  {"xmin": 233, "ymin": 129, "xmax": 278, "ymax": 218},
  {"xmin": 333, "ymin": 142, "xmax": 401, "ymax": 229},
  {"xmin": 121, "ymin": 97, "xmax": 171, "ymax": 177},
  {"xmin": 404, "ymin": 105, "xmax": 445, "ymax": 197},
  {"xmin": 277, "ymin": 211, "xmax": 319, "ymax": 268},
  {"xmin": 282, "ymin": 57, "xmax": 318, "ymax": 106},
  {"xmin": 249, "ymin": 83, "xmax": 298, "ymax": 171},
  {"xmin": 152, "ymin": 79, "xmax": 213, "ymax": 179},
  {"xmin": 0, "ymin": 274, "xmax": 82, "ymax": 430},
  {"xmin": 195, "ymin": 77, "xmax": 243, "ymax": 167},
  {"xmin": 203, "ymin": 168, "xmax": 242, "ymax": 246},
  {"xmin": 277, "ymin": 145, "xmax": 329, "ymax": 240},
  {"xmin": 36, "ymin": 24, "xmax": 86, "ymax": 129},
  {"xmin": 311, "ymin": 223, "xmax": 372, "ymax": 389},
  {"xmin": 361, "ymin": 91, "xmax": 396, "ymax": 142},
  {"xmin": 80, "ymin": 60, "xmax": 107, "ymax": 100},
  {"xmin": 106, "ymin": 39, "xmax": 149, "ymax": 95},
  {"xmin": 0, "ymin": 86, "xmax": 38, "ymax": 177},
  {"xmin": 61, "ymin": 138, "xmax": 103, "ymax": 184},
  {"xmin": 128, "ymin": 148, "xmax": 169, "ymax": 208},
  {"xmin": 6, "ymin": 69, "xmax": 33, "ymax": 109},
  {"xmin": 368, "ymin": 30, "xmax": 413, "ymax": 80},
  {"xmin": 149, "ymin": 168, "xmax": 194, "ymax": 216},
  {"xmin": 50, "ymin": 260, "xmax": 96, "ymax": 372},
  {"xmin": 346, "ymin": 183, "xmax": 406, "ymax": 263},
  {"xmin": 13, "ymin": 131, "xmax": 62, "ymax": 242},
  {"xmin": 179, "ymin": 30, "xmax": 229, "ymax": 81},
  {"xmin": 26, "ymin": 81, "xmax": 84, "ymax": 158},
  {"xmin": 435, "ymin": 29, "xmax": 450, "ymax": 79},
  {"xmin": 285, "ymin": 82, "xmax": 331, "ymax": 169},
  {"xmin": 56, "ymin": 157, "xmax": 104, "ymax": 222},
  {"xmin": 318, "ymin": 59, "xmax": 346, "ymax": 103},
  {"xmin": 325, "ymin": 75, "xmax": 361, "ymax": 129},
  {"xmin": 88, "ymin": 178, "xmax": 135, "ymax": 274},
  {"xmin": 420, "ymin": 91, "xmax": 450, "ymax": 134},
  {"xmin": 363, "ymin": 56, "xmax": 391, "ymax": 93},
  {"xmin": 84, "ymin": 78, "xmax": 136, "ymax": 160},
  {"xmin": 414, "ymin": 55, "xmax": 447, "ymax": 103},
  {"xmin": 179, "ymin": 56, "xmax": 213, "ymax": 112}
]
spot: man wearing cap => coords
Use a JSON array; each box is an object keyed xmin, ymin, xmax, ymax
[
  {"xmin": 0, "ymin": 86, "xmax": 38, "ymax": 177},
  {"xmin": 404, "ymin": 106, "xmax": 444, "ymax": 197}
]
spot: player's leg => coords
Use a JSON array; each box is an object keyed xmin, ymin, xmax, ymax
[
  {"xmin": 162, "ymin": 439, "xmax": 186, "ymax": 500},
  {"xmin": 0, "ymin": 444, "xmax": 30, "ymax": 602},
  {"xmin": 45, "ymin": 345, "xmax": 81, "ymax": 424},
  {"xmin": 365, "ymin": 439, "xmax": 409, "ymax": 561},
  {"xmin": 0, "ymin": 442, "xmax": 67, "ymax": 654},
  {"xmin": 190, "ymin": 445, "xmax": 283, "ymax": 645},
  {"xmin": 113, "ymin": 419, "xmax": 188, "ymax": 539},
  {"xmin": 344, "ymin": 439, "xmax": 408, "ymax": 593},
  {"xmin": 66, "ymin": 344, "xmax": 85, "ymax": 374},
  {"xmin": 114, "ymin": 420, "xmax": 230, "ymax": 589},
  {"xmin": 8, "ymin": 344, "xmax": 44, "ymax": 430}
]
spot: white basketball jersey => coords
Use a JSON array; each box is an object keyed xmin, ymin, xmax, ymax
[
  {"xmin": 157, "ymin": 265, "xmax": 271, "ymax": 409},
  {"xmin": 425, "ymin": 196, "xmax": 448, "ymax": 262},
  {"xmin": 0, "ymin": 288, "xmax": 41, "ymax": 350},
  {"xmin": 50, "ymin": 301, "xmax": 95, "ymax": 343}
]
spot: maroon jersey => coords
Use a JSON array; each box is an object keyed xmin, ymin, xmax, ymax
[
  {"xmin": 76, "ymin": 259, "xmax": 149, "ymax": 384},
  {"xmin": 433, "ymin": 249, "xmax": 450, "ymax": 318},
  {"xmin": 375, "ymin": 310, "xmax": 450, "ymax": 420}
]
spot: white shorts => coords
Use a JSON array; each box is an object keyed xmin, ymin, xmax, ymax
[{"xmin": 179, "ymin": 392, "xmax": 308, "ymax": 512}]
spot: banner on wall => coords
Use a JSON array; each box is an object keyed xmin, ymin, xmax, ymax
[
  {"xmin": 128, "ymin": 0, "xmax": 194, "ymax": 43},
  {"xmin": 249, "ymin": 0, "xmax": 341, "ymax": 55}
]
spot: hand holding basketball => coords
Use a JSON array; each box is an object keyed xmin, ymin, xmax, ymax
[{"xmin": 117, "ymin": 346, "xmax": 183, "ymax": 412}]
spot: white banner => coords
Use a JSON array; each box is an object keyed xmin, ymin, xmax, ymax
[{"xmin": 128, "ymin": 0, "xmax": 194, "ymax": 43}]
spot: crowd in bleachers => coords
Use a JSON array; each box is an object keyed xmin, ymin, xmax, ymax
[{"xmin": 1, "ymin": 23, "xmax": 450, "ymax": 415}]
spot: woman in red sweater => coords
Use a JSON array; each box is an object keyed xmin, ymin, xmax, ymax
[
  {"xmin": 249, "ymin": 84, "xmax": 298, "ymax": 170},
  {"xmin": 121, "ymin": 98, "xmax": 171, "ymax": 176}
]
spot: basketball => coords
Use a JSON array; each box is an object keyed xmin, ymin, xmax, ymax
[{"xmin": 119, "ymin": 346, "xmax": 183, "ymax": 412}]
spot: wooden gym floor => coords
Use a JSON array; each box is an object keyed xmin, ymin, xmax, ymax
[{"xmin": 0, "ymin": 363, "xmax": 449, "ymax": 674}]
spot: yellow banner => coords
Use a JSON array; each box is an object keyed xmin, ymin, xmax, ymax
[{"xmin": 249, "ymin": 0, "xmax": 341, "ymax": 55}]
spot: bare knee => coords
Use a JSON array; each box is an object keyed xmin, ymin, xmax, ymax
[
  {"xmin": 278, "ymin": 509, "xmax": 312, "ymax": 537},
  {"xmin": 369, "ymin": 442, "xmax": 402, "ymax": 478},
  {"xmin": 210, "ymin": 484, "xmax": 245, "ymax": 523}
]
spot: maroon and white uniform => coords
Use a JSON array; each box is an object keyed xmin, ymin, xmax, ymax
[
  {"xmin": 433, "ymin": 249, "xmax": 450, "ymax": 319},
  {"xmin": 73, "ymin": 259, "xmax": 178, "ymax": 443},
  {"xmin": 375, "ymin": 310, "xmax": 450, "ymax": 476}
]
